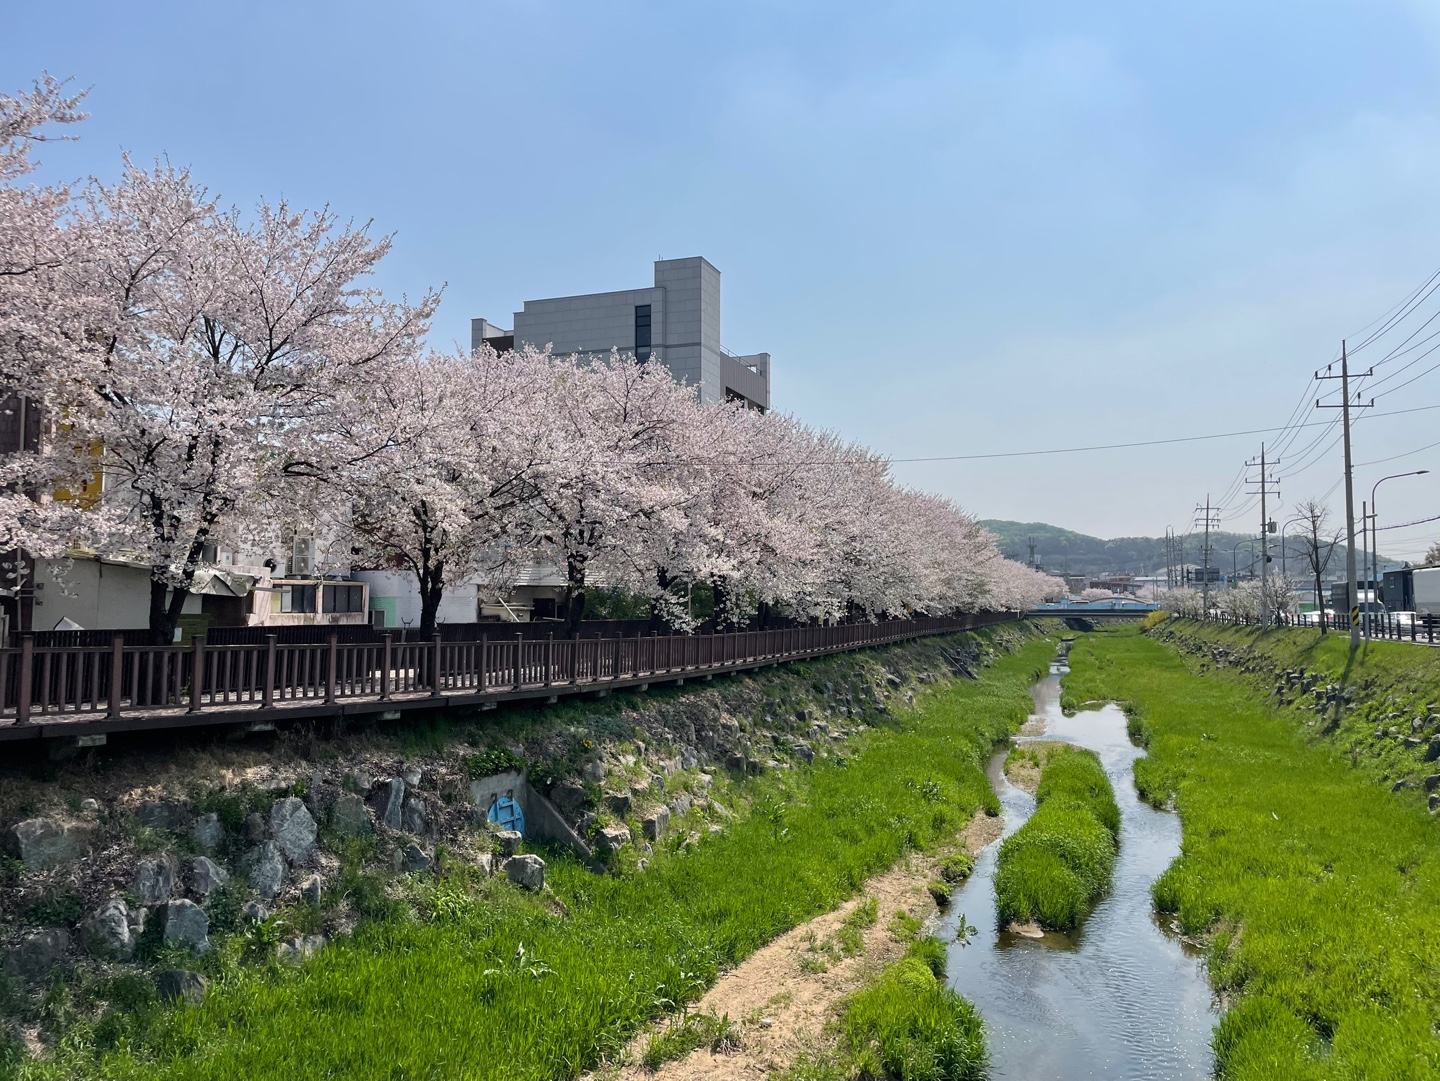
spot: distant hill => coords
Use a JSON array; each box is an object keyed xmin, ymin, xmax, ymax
[{"xmin": 981, "ymin": 520, "xmax": 1382, "ymax": 580}]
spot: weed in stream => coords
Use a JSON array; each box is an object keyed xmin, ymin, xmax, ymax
[{"xmin": 993, "ymin": 746, "xmax": 1118, "ymax": 931}]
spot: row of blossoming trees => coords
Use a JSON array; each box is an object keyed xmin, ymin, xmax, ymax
[{"xmin": 1, "ymin": 77, "xmax": 1061, "ymax": 639}]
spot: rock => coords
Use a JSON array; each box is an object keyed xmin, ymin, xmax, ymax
[
  {"xmin": 795, "ymin": 707, "xmax": 810, "ymax": 723},
  {"xmin": 679, "ymin": 746, "xmax": 698, "ymax": 771},
  {"xmin": 188, "ymin": 856, "xmax": 229, "ymax": 898},
  {"xmin": 496, "ymin": 830, "xmax": 523, "ymax": 856},
  {"xmin": 242, "ymin": 840, "xmax": 286, "ymax": 900},
  {"xmin": 241, "ymin": 901, "xmax": 269, "ymax": 923},
  {"xmin": 374, "ymin": 778, "xmax": 405, "ymax": 830},
  {"xmin": 650, "ymin": 774, "xmax": 665, "ymax": 793},
  {"xmin": 81, "ymin": 898, "xmax": 140, "ymax": 959},
  {"xmin": 1426, "ymin": 774, "xmax": 1440, "ymax": 793},
  {"xmin": 605, "ymin": 792, "xmax": 632, "ymax": 817},
  {"xmin": 1392, "ymin": 779, "xmax": 1413, "ymax": 792},
  {"xmin": 1406, "ymin": 737, "xmax": 1422, "ymax": 749},
  {"xmin": 793, "ymin": 741, "xmax": 815, "ymax": 765},
  {"xmin": 637, "ymin": 858, "xmax": 649, "ymax": 871},
  {"xmin": 154, "ymin": 969, "xmax": 209, "ymax": 1006},
  {"xmin": 135, "ymin": 800, "xmax": 190, "ymax": 831},
  {"xmin": 404, "ymin": 842, "xmax": 432, "ymax": 873},
  {"xmin": 345, "ymin": 770, "xmax": 374, "ymax": 792},
  {"xmin": 725, "ymin": 752, "xmax": 746, "ymax": 772},
  {"xmin": 706, "ymin": 823, "xmax": 724, "ymax": 835},
  {"xmin": 694, "ymin": 773, "xmax": 713, "ymax": 789},
  {"xmin": 299, "ymin": 874, "xmax": 322, "ymax": 905},
  {"xmin": 132, "ymin": 856, "xmax": 175, "ymax": 905},
  {"xmin": 581, "ymin": 760, "xmax": 606, "ymax": 784},
  {"xmin": 668, "ymin": 793, "xmax": 692, "ymax": 817},
  {"xmin": 400, "ymin": 764, "xmax": 424, "ymax": 788},
  {"xmin": 1427, "ymin": 737, "xmax": 1440, "ymax": 763},
  {"xmin": 79, "ymin": 798, "xmax": 101, "ymax": 814},
  {"xmin": 193, "ymin": 812, "xmax": 224, "ymax": 851},
  {"xmin": 551, "ymin": 781, "xmax": 587, "ymax": 813},
  {"xmin": 1431, "ymin": 793, "xmax": 1440, "ymax": 812},
  {"xmin": 270, "ymin": 797, "xmax": 318, "ymax": 863},
  {"xmin": 884, "ymin": 673, "xmax": 902, "ymax": 688},
  {"xmin": 401, "ymin": 796, "xmax": 428, "ymax": 834},
  {"xmin": 241, "ymin": 812, "xmax": 266, "ymax": 843},
  {"xmin": 3, "ymin": 929, "xmax": 69, "ymax": 982},
  {"xmin": 597, "ymin": 825, "xmax": 632, "ymax": 854},
  {"xmin": 331, "ymin": 792, "xmax": 373, "ymax": 836},
  {"xmin": 306, "ymin": 776, "xmax": 340, "ymax": 819},
  {"xmin": 576, "ymin": 811, "xmax": 596, "ymax": 834},
  {"xmin": 476, "ymin": 852, "xmax": 494, "ymax": 876},
  {"xmin": 276, "ymin": 934, "xmax": 326, "ymax": 963},
  {"xmin": 3, "ymin": 817, "xmax": 96, "ymax": 871},
  {"xmin": 641, "ymin": 807, "xmax": 670, "ymax": 841},
  {"xmin": 505, "ymin": 853, "xmax": 546, "ymax": 890},
  {"xmin": 162, "ymin": 900, "xmax": 210, "ymax": 953}
]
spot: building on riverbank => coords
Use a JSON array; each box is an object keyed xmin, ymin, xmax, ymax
[{"xmin": 472, "ymin": 256, "xmax": 771, "ymax": 411}]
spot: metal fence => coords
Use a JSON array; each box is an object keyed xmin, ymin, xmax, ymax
[
  {"xmin": 0, "ymin": 611, "xmax": 1018, "ymax": 727},
  {"xmin": 1205, "ymin": 609, "xmax": 1440, "ymax": 644}
]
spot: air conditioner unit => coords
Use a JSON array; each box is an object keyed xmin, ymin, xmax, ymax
[{"xmin": 291, "ymin": 535, "xmax": 316, "ymax": 577}]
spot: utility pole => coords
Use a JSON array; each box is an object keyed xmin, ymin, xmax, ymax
[
  {"xmin": 1316, "ymin": 341, "xmax": 1372, "ymax": 650},
  {"xmin": 1246, "ymin": 444, "xmax": 1280, "ymax": 623},
  {"xmin": 1026, "ymin": 536, "xmax": 1039, "ymax": 570},
  {"xmin": 1194, "ymin": 497, "xmax": 1220, "ymax": 612}
]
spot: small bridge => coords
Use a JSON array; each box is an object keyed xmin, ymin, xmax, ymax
[{"xmin": 1025, "ymin": 604, "xmax": 1157, "ymax": 621}]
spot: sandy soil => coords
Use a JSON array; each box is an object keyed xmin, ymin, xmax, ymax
[{"xmin": 592, "ymin": 808, "xmax": 1003, "ymax": 1081}]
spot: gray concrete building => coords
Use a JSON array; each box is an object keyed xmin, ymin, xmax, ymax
[{"xmin": 472, "ymin": 257, "xmax": 770, "ymax": 411}]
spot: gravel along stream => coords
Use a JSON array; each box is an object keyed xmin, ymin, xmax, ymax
[{"xmin": 937, "ymin": 656, "xmax": 1217, "ymax": 1080}]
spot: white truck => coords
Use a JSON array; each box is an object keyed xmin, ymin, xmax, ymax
[{"xmin": 1412, "ymin": 566, "xmax": 1440, "ymax": 616}]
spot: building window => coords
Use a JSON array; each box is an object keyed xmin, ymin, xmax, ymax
[
  {"xmin": 323, "ymin": 584, "xmax": 365, "ymax": 614},
  {"xmin": 634, "ymin": 304, "xmax": 651, "ymax": 362},
  {"xmin": 280, "ymin": 584, "xmax": 317, "ymax": 613}
]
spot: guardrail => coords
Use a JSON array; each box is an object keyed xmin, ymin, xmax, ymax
[
  {"xmin": 1204, "ymin": 609, "xmax": 1440, "ymax": 644},
  {"xmin": 0, "ymin": 612, "xmax": 1019, "ymax": 737}
]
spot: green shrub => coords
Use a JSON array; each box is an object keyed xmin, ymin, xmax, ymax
[
  {"xmin": 939, "ymin": 852, "xmax": 974, "ymax": 883},
  {"xmin": 926, "ymin": 879, "xmax": 951, "ymax": 906},
  {"xmin": 994, "ymin": 747, "xmax": 1118, "ymax": 931},
  {"xmin": 1125, "ymin": 711, "xmax": 1152, "ymax": 749},
  {"xmin": 840, "ymin": 940, "xmax": 986, "ymax": 1081}
]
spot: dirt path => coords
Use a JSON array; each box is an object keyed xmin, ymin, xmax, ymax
[{"xmin": 591, "ymin": 809, "xmax": 1004, "ymax": 1081}]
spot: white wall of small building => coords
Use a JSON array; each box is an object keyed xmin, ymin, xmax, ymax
[
  {"xmin": 32, "ymin": 558, "xmax": 198, "ymax": 630},
  {"xmin": 352, "ymin": 570, "xmax": 480, "ymax": 629}
]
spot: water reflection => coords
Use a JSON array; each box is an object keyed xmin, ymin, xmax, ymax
[{"xmin": 937, "ymin": 659, "xmax": 1216, "ymax": 1080}]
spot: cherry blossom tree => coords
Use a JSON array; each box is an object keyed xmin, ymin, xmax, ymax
[{"xmin": 69, "ymin": 164, "xmax": 437, "ymax": 640}]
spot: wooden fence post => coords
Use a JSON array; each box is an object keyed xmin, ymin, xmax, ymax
[
  {"xmin": 188, "ymin": 635, "xmax": 205, "ymax": 712},
  {"xmin": 325, "ymin": 634, "xmax": 338, "ymax": 704},
  {"xmin": 17, "ymin": 635, "xmax": 33, "ymax": 725},
  {"xmin": 108, "ymin": 634, "xmax": 124, "ymax": 719},
  {"xmin": 263, "ymin": 635, "xmax": 277, "ymax": 709},
  {"xmin": 381, "ymin": 634, "xmax": 393, "ymax": 701},
  {"xmin": 431, "ymin": 634, "xmax": 443, "ymax": 696}
]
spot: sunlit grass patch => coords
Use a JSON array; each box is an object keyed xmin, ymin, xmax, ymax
[{"xmin": 993, "ymin": 746, "xmax": 1118, "ymax": 931}]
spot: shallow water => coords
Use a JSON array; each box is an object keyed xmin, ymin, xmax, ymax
[{"xmin": 937, "ymin": 660, "xmax": 1217, "ymax": 1079}]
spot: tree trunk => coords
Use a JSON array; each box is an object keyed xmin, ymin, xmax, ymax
[
  {"xmin": 148, "ymin": 578, "xmax": 190, "ymax": 645},
  {"xmin": 563, "ymin": 554, "xmax": 587, "ymax": 636},
  {"xmin": 418, "ymin": 557, "xmax": 445, "ymax": 637}
]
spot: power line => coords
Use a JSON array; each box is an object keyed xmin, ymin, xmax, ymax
[{"xmin": 884, "ymin": 402, "xmax": 1440, "ymax": 464}]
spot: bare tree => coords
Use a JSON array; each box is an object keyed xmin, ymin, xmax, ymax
[
  {"xmin": 1295, "ymin": 500, "xmax": 1341, "ymax": 634},
  {"xmin": 1423, "ymin": 541, "xmax": 1440, "ymax": 568}
]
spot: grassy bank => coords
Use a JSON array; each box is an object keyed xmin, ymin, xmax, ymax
[
  {"xmin": 8, "ymin": 629, "xmax": 1053, "ymax": 1081},
  {"xmin": 1064, "ymin": 627, "xmax": 1440, "ymax": 1080},
  {"xmin": 993, "ymin": 746, "xmax": 1118, "ymax": 931},
  {"xmin": 1148, "ymin": 618, "xmax": 1440, "ymax": 792}
]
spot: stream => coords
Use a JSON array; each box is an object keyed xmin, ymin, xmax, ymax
[{"xmin": 937, "ymin": 655, "xmax": 1217, "ymax": 1079}]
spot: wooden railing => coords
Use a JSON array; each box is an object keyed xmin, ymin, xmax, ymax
[{"xmin": 0, "ymin": 612, "xmax": 1018, "ymax": 727}]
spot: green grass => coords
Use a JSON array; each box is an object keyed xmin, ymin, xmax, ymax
[
  {"xmin": 11, "ymin": 630, "xmax": 1052, "ymax": 1081},
  {"xmin": 993, "ymin": 746, "xmax": 1118, "ymax": 931},
  {"xmin": 1064, "ymin": 626, "xmax": 1440, "ymax": 1081},
  {"xmin": 836, "ymin": 937, "xmax": 986, "ymax": 1081}
]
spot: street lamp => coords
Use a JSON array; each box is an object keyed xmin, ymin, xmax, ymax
[
  {"xmin": 1367, "ymin": 470, "xmax": 1430, "ymax": 639},
  {"xmin": 1231, "ymin": 539, "xmax": 1259, "ymax": 583}
]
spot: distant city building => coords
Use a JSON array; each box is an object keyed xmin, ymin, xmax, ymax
[{"xmin": 473, "ymin": 256, "xmax": 771, "ymax": 411}]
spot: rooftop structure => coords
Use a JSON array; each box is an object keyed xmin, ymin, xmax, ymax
[{"xmin": 473, "ymin": 256, "xmax": 770, "ymax": 411}]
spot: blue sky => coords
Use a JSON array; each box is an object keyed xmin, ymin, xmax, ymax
[{"xmin": 9, "ymin": 1, "xmax": 1440, "ymax": 556}]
